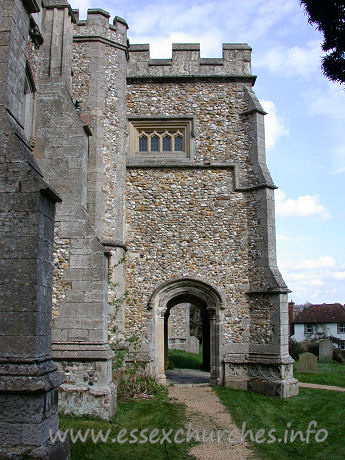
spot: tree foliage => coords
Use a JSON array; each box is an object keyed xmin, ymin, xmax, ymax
[{"xmin": 300, "ymin": 0, "xmax": 345, "ymax": 83}]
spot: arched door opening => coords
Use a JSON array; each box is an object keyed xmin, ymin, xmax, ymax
[
  {"xmin": 164, "ymin": 297, "xmax": 211, "ymax": 378},
  {"xmin": 148, "ymin": 278, "xmax": 224, "ymax": 385}
]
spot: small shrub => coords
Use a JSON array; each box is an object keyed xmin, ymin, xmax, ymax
[
  {"xmin": 111, "ymin": 340, "xmax": 165, "ymax": 401},
  {"xmin": 108, "ymin": 266, "xmax": 163, "ymax": 402},
  {"xmin": 306, "ymin": 340, "xmax": 319, "ymax": 356},
  {"xmin": 333, "ymin": 348, "xmax": 345, "ymax": 363},
  {"xmin": 113, "ymin": 368, "xmax": 165, "ymax": 401}
]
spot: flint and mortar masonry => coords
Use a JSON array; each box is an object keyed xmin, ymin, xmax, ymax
[{"xmin": 124, "ymin": 42, "xmax": 297, "ymax": 396}]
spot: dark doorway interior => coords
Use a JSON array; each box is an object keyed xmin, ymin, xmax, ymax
[{"xmin": 164, "ymin": 295, "xmax": 210, "ymax": 373}]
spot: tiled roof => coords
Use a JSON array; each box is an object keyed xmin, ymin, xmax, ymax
[{"xmin": 292, "ymin": 303, "xmax": 345, "ymax": 324}]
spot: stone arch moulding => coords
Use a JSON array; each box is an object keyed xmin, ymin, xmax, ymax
[{"xmin": 148, "ymin": 277, "xmax": 225, "ymax": 385}]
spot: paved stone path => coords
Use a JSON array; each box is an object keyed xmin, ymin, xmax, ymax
[
  {"xmin": 168, "ymin": 385, "xmax": 257, "ymax": 460},
  {"xmin": 298, "ymin": 382, "xmax": 345, "ymax": 392},
  {"xmin": 166, "ymin": 368, "xmax": 210, "ymax": 385},
  {"xmin": 166, "ymin": 369, "xmax": 345, "ymax": 392}
]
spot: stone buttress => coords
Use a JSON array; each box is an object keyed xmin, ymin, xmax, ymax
[
  {"xmin": 124, "ymin": 43, "xmax": 298, "ymax": 397},
  {"xmin": 71, "ymin": 9, "xmax": 128, "ymax": 346},
  {"xmin": 0, "ymin": 0, "xmax": 69, "ymax": 457},
  {"xmin": 33, "ymin": 3, "xmax": 120, "ymax": 419}
]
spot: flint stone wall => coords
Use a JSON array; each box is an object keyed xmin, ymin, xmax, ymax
[
  {"xmin": 168, "ymin": 304, "xmax": 199, "ymax": 354},
  {"xmin": 72, "ymin": 13, "xmax": 128, "ymax": 241},
  {"xmin": 125, "ymin": 80, "xmax": 275, "ymax": 353},
  {"xmin": 168, "ymin": 304, "xmax": 190, "ymax": 340},
  {"xmin": 71, "ymin": 13, "xmax": 128, "ymax": 338}
]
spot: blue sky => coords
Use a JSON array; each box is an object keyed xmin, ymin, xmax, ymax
[{"xmin": 72, "ymin": 0, "xmax": 345, "ymax": 304}]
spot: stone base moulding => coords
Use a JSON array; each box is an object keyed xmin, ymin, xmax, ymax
[
  {"xmin": 0, "ymin": 360, "xmax": 70, "ymax": 459},
  {"xmin": 223, "ymin": 358, "xmax": 299, "ymax": 398},
  {"xmin": 58, "ymin": 382, "xmax": 117, "ymax": 421},
  {"xmin": 52, "ymin": 344, "xmax": 117, "ymax": 420}
]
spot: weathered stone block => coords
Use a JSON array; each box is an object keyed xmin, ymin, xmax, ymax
[{"xmin": 319, "ymin": 339, "xmax": 333, "ymax": 362}]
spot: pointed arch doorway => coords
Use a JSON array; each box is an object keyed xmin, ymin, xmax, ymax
[{"xmin": 148, "ymin": 278, "xmax": 224, "ymax": 385}]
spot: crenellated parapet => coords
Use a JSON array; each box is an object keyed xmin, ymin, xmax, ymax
[
  {"xmin": 73, "ymin": 8, "xmax": 128, "ymax": 50},
  {"xmin": 128, "ymin": 43, "xmax": 254, "ymax": 80}
]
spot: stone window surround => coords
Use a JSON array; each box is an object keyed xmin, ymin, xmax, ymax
[
  {"xmin": 128, "ymin": 116, "xmax": 195, "ymax": 159},
  {"xmin": 23, "ymin": 62, "xmax": 37, "ymax": 145}
]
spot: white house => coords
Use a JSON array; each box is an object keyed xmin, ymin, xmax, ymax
[{"xmin": 290, "ymin": 303, "xmax": 345, "ymax": 349}]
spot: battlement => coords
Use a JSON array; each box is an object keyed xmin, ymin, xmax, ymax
[
  {"xmin": 72, "ymin": 8, "xmax": 128, "ymax": 47},
  {"xmin": 128, "ymin": 43, "xmax": 253, "ymax": 79}
]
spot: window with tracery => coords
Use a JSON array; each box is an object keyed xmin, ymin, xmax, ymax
[
  {"xmin": 129, "ymin": 119, "xmax": 192, "ymax": 158},
  {"xmin": 137, "ymin": 129, "xmax": 185, "ymax": 154}
]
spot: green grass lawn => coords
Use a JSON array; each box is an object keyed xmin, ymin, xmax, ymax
[
  {"xmin": 59, "ymin": 389, "xmax": 196, "ymax": 460},
  {"xmin": 59, "ymin": 357, "xmax": 345, "ymax": 460},
  {"xmin": 215, "ymin": 386, "xmax": 345, "ymax": 460},
  {"xmin": 294, "ymin": 361, "xmax": 345, "ymax": 387},
  {"xmin": 168, "ymin": 348, "xmax": 203, "ymax": 369}
]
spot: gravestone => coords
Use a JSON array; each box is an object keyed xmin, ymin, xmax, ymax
[
  {"xmin": 187, "ymin": 336, "xmax": 200, "ymax": 355},
  {"xmin": 319, "ymin": 339, "xmax": 333, "ymax": 362},
  {"xmin": 297, "ymin": 352, "xmax": 318, "ymax": 373}
]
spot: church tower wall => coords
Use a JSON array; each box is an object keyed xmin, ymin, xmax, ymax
[
  {"xmin": 72, "ymin": 9, "xmax": 128, "ymax": 336},
  {"xmin": 125, "ymin": 43, "xmax": 297, "ymax": 397}
]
